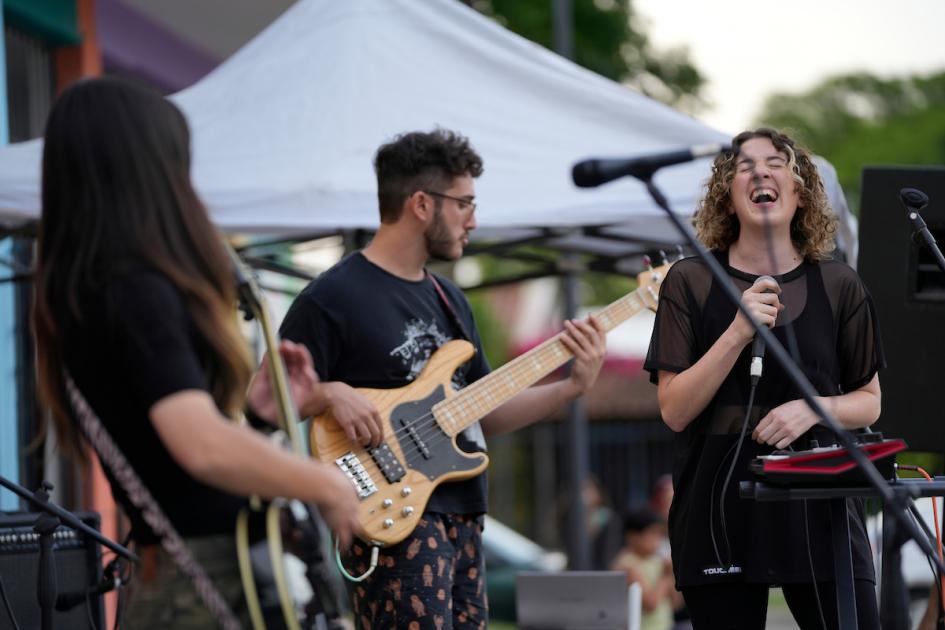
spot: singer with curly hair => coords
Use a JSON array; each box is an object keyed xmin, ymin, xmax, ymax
[{"xmin": 645, "ymin": 128, "xmax": 883, "ymax": 629}]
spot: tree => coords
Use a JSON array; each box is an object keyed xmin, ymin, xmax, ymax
[
  {"xmin": 467, "ymin": 0, "xmax": 706, "ymax": 113},
  {"xmin": 755, "ymin": 71, "xmax": 945, "ymax": 211}
]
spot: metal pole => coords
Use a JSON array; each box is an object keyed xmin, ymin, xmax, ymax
[
  {"xmin": 551, "ymin": 0, "xmax": 590, "ymax": 570},
  {"xmin": 563, "ymin": 262, "xmax": 591, "ymax": 569},
  {"xmin": 552, "ymin": 0, "xmax": 574, "ymax": 60}
]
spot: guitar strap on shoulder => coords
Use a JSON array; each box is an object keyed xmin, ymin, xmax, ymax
[
  {"xmin": 427, "ymin": 271, "xmax": 472, "ymax": 342},
  {"xmin": 62, "ymin": 371, "xmax": 241, "ymax": 630}
]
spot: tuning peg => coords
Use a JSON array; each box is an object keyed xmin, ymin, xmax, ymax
[
  {"xmin": 642, "ymin": 255, "xmax": 653, "ymax": 271},
  {"xmin": 675, "ymin": 245, "xmax": 684, "ymax": 261},
  {"xmin": 659, "ymin": 250, "xmax": 669, "ymax": 266}
]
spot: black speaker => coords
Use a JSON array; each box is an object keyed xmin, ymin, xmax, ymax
[
  {"xmin": 859, "ymin": 166, "xmax": 945, "ymax": 452},
  {"xmin": 0, "ymin": 511, "xmax": 104, "ymax": 630}
]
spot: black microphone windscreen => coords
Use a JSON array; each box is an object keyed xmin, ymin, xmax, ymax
[
  {"xmin": 571, "ymin": 160, "xmax": 601, "ymax": 188},
  {"xmin": 900, "ymin": 187, "xmax": 929, "ymax": 211}
]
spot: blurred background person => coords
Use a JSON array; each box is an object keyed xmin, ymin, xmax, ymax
[{"xmin": 611, "ymin": 508, "xmax": 677, "ymax": 630}]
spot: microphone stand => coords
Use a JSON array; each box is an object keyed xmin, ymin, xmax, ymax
[
  {"xmin": 0, "ymin": 475, "xmax": 137, "ymax": 630},
  {"xmin": 906, "ymin": 205, "xmax": 945, "ymax": 274},
  {"xmin": 902, "ymin": 191, "xmax": 945, "ymax": 630},
  {"xmin": 633, "ymin": 174, "xmax": 945, "ymax": 614}
]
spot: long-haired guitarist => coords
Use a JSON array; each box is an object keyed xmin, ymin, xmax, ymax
[
  {"xmin": 32, "ymin": 77, "xmax": 360, "ymax": 628},
  {"xmin": 273, "ymin": 129, "xmax": 607, "ymax": 628}
]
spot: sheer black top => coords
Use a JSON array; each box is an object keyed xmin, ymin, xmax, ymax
[{"xmin": 644, "ymin": 251, "xmax": 884, "ymax": 586}]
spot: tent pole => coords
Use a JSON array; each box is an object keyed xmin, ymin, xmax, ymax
[
  {"xmin": 552, "ymin": 0, "xmax": 574, "ymax": 60},
  {"xmin": 562, "ymin": 258, "xmax": 591, "ymax": 570},
  {"xmin": 551, "ymin": 0, "xmax": 590, "ymax": 572}
]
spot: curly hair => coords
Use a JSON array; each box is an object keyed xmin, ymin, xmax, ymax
[
  {"xmin": 374, "ymin": 129, "xmax": 484, "ymax": 223},
  {"xmin": 693, "ymin": 128, "xmax": 838, "ymax": 261}
]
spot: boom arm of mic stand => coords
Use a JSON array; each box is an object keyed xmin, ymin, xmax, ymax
[
  {"xmin": 0, "ymin": 475, "xmax": 137, "ymax": 563},
  {"xmin": 640, "ymin": 176, "xmax": 945, "ymax": 576}
]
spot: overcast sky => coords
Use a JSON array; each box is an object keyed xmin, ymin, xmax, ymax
[{"xmin": 634, "ymin": 0, "xmax": 945, "ymax": 135}]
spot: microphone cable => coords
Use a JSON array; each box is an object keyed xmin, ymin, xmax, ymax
[{"xmin": 709, "ymin": 381, "xmax": 758, "ymax": 570}]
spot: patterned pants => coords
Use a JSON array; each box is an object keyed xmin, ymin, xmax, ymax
[{"xmin": 347, "ymin": 513, "xmax": 488, "ymax": 630}]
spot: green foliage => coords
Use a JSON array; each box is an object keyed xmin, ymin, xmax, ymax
[
  {"xmin": 897, "ymin": 451, "xmax": 945, "ymax": 477},
  {"xmin": 583, "ymin": 271, "xmax": 636, "ymax": 306},
  {"xmin": 470, "ymin": 0, "xmax": 706, "ymax": 112},
  {"xmin": 470, "ymin": 247, "xmax": 638, "ymax": 307},
  {"xmin": 755, "ymin": 71, "xmax": 945, "ymax": 212}
]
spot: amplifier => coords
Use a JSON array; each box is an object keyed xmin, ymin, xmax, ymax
[{"xmin": 0, "ymin": 511, "xmax": 104, "ymax": 630}]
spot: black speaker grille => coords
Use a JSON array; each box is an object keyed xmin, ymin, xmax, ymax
[{"xmin": 0, "ymin": 511, "xmax": 104, "ymax": 630}]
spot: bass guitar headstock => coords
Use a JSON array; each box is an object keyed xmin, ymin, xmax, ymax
[{"xmin": 636, "ymin": 249, "xmax": 682, "ymax": 312}]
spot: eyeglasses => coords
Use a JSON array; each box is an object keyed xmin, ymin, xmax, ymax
[{"xmin": 423, "ymin": 190, "xmax": 477, "ymax": 214}]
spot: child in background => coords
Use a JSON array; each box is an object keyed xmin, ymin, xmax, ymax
[{"xmin": 611, "ymin": 508, "xmax": 676, "ymax": 630}]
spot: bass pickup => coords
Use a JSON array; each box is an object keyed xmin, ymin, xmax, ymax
[{"xmin": 369, "ymin": 443, "xmax": 406, "ymax": 483}]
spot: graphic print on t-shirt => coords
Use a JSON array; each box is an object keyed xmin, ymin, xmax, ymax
[
  {"xmin": 389, "ymin": 318, "xmax": 453, "ymax": 382},
  {"xmin": 388, "ymin": 317, "xmax": 487, "ymax": 451}
]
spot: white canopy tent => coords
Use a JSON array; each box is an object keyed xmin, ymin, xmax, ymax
[
  {"xmin": 0, "ymin": 0, "xmax": 856, "ymax": 262},
  {"xmin": 0, "ymin": 0, "xmax": 864, "ymax": 571}
]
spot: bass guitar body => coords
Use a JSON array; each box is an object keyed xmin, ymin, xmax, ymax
[{"xmin": 310, "ymin": 340, "xmax": 488, "ymax": 547}]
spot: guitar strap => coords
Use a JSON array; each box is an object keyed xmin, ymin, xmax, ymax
[
  {"xmin": 62, "ymin": 371, "xmax": 241, "ymax": 630},
  {"xmin": 427, "ymin": 271, "xmax": 472, "ymax": 342}
]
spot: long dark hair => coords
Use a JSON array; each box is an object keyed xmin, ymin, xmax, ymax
[{"xmin": 33, "ymin": 77, "xmax": 251, "ymax": 459}]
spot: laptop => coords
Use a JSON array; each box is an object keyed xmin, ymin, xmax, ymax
[{"xmin": 516, "ymin": 571, "xmax": 631, "ymax": 630}]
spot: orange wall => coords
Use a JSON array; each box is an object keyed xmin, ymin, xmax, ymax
[{"xmin": 54, "ymin": 0, "xmax": 101, "ymax": 92}]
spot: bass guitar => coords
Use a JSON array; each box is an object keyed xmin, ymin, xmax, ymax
[{"xmin": 309, "ymin": 260, "xmax": 671, "ymax": 546}]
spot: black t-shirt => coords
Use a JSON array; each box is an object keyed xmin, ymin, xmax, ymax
[
  {"xmin": 280, "ymin": 252, "xmax": 491, "ymax": 515},
  {"xmin": 644, "ymin": 251, "xmax": 885, "ymax": 587},
  {"xmin": 61, "ymin": 270, "xmax": 246, "ymax": 544}
]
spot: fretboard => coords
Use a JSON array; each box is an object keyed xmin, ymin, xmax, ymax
[{"xmin": 433, "ymin": 287, "xmax": 652, "ymax": 436}]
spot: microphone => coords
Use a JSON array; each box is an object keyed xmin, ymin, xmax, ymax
[
  {"xmin": 900, "ymin": 187, "xmax": 929, "ymax": 212},
  {"xmin": 572, "ymin": 143, "xmax": 731, "ymax": 188},
  {"xmin": 899, "ymin": 186, "xmax": 945, "ymax": 275},
  {"xmin": 900, "ymin": 187, "xmax": 934, "ymax": 244},
  {"xmin": 749, "ymin": 275, "xmax": 778, "ymax": 385}
]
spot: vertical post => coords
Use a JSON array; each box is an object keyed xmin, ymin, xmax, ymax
[
  {"xmin": 532, "ymin": 422, "xmax": 557, "ymax": 547},
  {"xmin": 563, "ymin": 263, "xmax": 591, "ymax": 569},
  {"xmin": 551, "ymin": 0, "xmax": 590, "ymax": 570},
  {"xmin": 0, "ymin": 0, "xmax": 21, "ymax": 512},
  {"xmin": 879, "ymin": 501, "xmax": 911, "ymax": 630},
  {"xmin": 552, "ymin": 0, "xmax": 573, "ymax": 60},
  {"xmin": 829, "ymin": 497, "xmax": 858, "ymax": 629}
]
